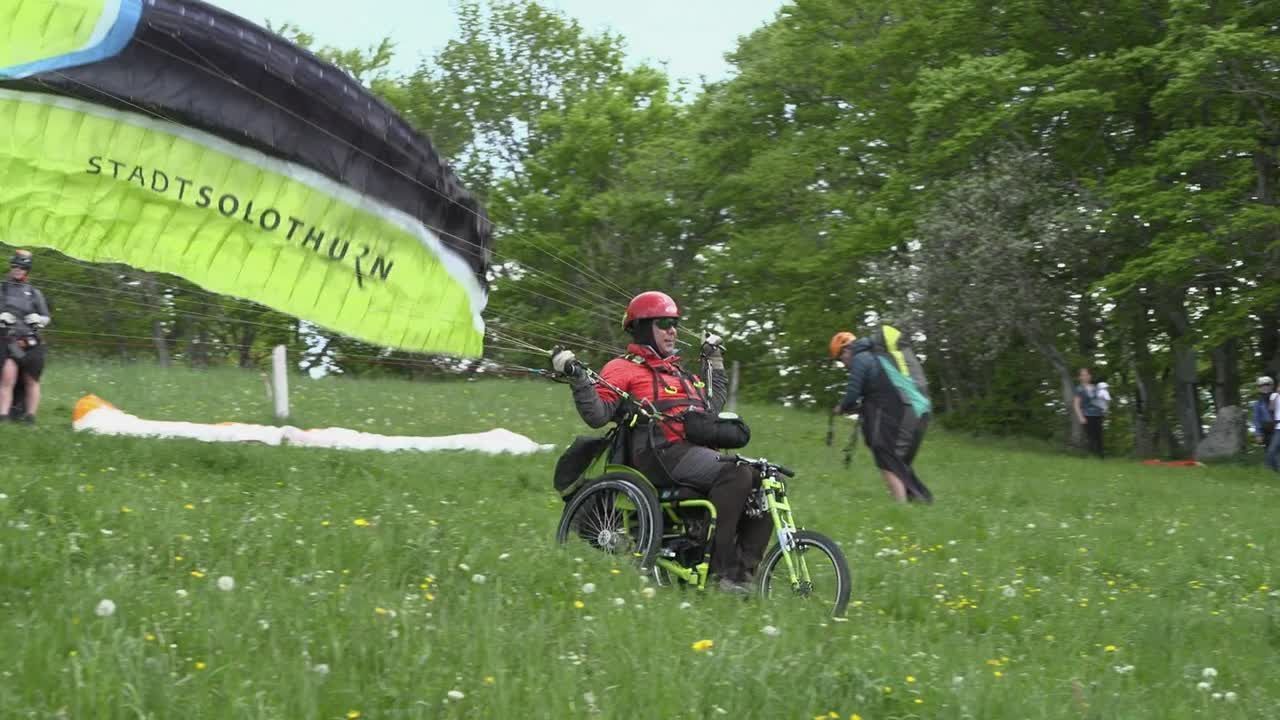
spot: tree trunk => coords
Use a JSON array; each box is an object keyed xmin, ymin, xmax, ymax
[
  {"xmin": 1211, "ymin": 337, "xmax": 1240, "ymax": 412},
  {"xmin": 237, "ymin": 324, "xmax": 258, "ymax": 369},
  {"xmin": 1077, "ymin": 293, "xmax": 1097, "ymax": 361},
  {"xmin": 1131, "ymin": 303, "xmax": 1160, "ymax": 458},
  {"xmin": 1166, "ymin": 300, "xmax": 1201, "ymax": 457},
  {"xmin": 1261, "ymin": 308, "xmax": 1280, "ymax": 377},
  {"xmin": 1026, "ymin": 331, "xmax": 1080, "ymax": 449},
  {"xmin": 152, "ymin": 319, "xmax": 171, "ymax": 368}
]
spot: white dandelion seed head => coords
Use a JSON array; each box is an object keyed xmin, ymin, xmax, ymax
[
  {"xmin": 761, "ymin": 625, "xmax": 781, "ymax": 637},
  {"xmin": 498, "ymin": 553, "xmax": 511, "ymax": 560},
  {"xmin": 581, "ymin": 582, "xmax": 596, "ymax": 594},
  {"xmin": 1113, "ymin": 665, "xmax": 1135, "ymax": 674},
  {"xmin": 175, "ymin": 589, "xmax": 188, "ymax": 599},
  {"xmin": 1002, "ymin": 586, "xmax": 1017, "ymax": 598},
  {"xmin": 447, "ymin": 690, "xmax": 464, "ymax": 701},
  {"xmin": 471, "ymin": 574, "xmax": 486, "ymax": 584},
  {"xmin": 679, "ymin": 601, "xmax": 692, "ymax": 609},
  {"xmin": 1212, "ymin": 692, "xmax": 1223, "ymax": 700},
  {"xmin": 94, "ymin": 599, "xmax": 116, "ymax": 617},
  {"xmin": 952, "ymin": 675, "xmax": 965, "ymax": 686},
  {"xmin": 641, "ymin": 587, "xmax": 657, "ymax": 599},
  {"xmin": 1202, "ymin": 667, "xmax": 1218, "ymax": 679},
  {"xmin": 1224, "ymin": 691, "xmax": 1238, "ymax": 703},
  {"xmin": 216, "ymin": 576, "xmax": 235, "ymax": 591},
  {"xmin": 613, "ymin": 597, "xmax": 626, "ymax": 607},
  {"xmin": 312, "ymin": 663, "xmax": 330, "ymax": 675},
  {"xmin": 1197, "ymin": 682, "xmax": 1212, "ymax": 691},
  {"xmin": 458, "ymin": 563, "xmax": 471, "ymax": 572}
]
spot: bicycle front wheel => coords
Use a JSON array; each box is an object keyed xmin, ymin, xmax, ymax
[{"xmin": 756, "ymin": 529, "xmax": 851, "ymax": 617}]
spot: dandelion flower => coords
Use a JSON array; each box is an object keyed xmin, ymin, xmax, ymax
[
  {"xmin": 194, "ymin": 661, "xmax": 207, "ymax": 670},
  {"xmin": 1224, "ymin": 691, "xmax": 1237, "ymax": 702},
  {"xmin": 1197, "ymin": 682, "xmax": 1212, "ymax": 691},
  {"xmin": 483, "ymin": 676, "xmax": 495, "ymax": 685},
  {"xmin": 1202, "ymin": 667, "xmax": 1218, "ymax": 679},
  {"xmin": 761, "ymin": 625, "xmax": 780, "ymax": 637},
  {"xmin": 1104, "ymin": 644, "xmax": 1118, "ymax": 652},
  {"xmin": 573, "ymin": 600, "xmax": 585, "ymax": 609},
  {"xmin": 346, "ymin": 712, "xmax": 362, "ymax": 719},
  {"xmin": 447, "ymin": 690, "xmax": 465, "ymax": 701},
  {"xmin": 216, "ymin": 576, "xmax": 235, "ymax": 591},
  {"xmin": 906, "ymin": 675, "xmax": 916, "ymax": 683},
  {"xmin": 94, "ymin": 599, "xmax": 116, "ymax": 617},
  {"xmin": 190, "ymin": 570, "xmax": 205, "ymax": 579},
  {"xmin": 353, "ymin": 518, "xmax": 370, "ymax": 527},
  {"xmin": 471, "ymin": 574, "xmax": 486, "ymax": 584},
  {"xmin": 691, "ymin": 639, "xmax": 714, "ymax": 652},
  {"xmin": 175, "ymin": 589, "xmax": 188, "ymax": 599},
  {"xmin": 613, "ymin": 597, "xmax": 626, "ymax": 607},
  {"xmin": 312, "ymin": 663, "xmax": 330, "ymax": 675},
  {"xmin": 641, "ymin": 587, "xmax": 657, "ymax": 599},
  {"xmin": 581, "ymin": 583, "xmax": 596, "ymax": 594}
]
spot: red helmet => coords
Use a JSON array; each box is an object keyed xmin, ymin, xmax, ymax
[{"xmin": 623, "ymin": 291, "xmax": 680, "ymax": 330}]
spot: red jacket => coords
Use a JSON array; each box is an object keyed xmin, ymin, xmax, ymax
[{"xmin": 595, "ymin": 344, "xmax": 710, "ymax": 443}]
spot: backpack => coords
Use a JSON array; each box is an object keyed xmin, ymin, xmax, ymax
[{"xmin": 870, "ymin": 325, "xmax": 932, "ymax": 417}]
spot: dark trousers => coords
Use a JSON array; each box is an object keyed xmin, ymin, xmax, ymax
[
  {"xmin": 1085, "ymin": 416, "xmax": 1104, "ymax": 458},
  {"xmin": 635, "ymin": 442, "xmax": 772, "ymax": 582}
]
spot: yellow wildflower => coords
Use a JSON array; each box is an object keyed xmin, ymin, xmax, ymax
[
  {"xmin": 347, "ymin": 712, "xmax": 362, "ymax": 720},
  {"xmin": 484, "ymin": 676, "xmax": 496, "ymax": 685},
  {"xmin": 194, "ymin": 661, "xmax": 206, "ymax": 670},
  {"xmin": 190, "ymin": 570, "xmax": 205, "ymax": 579},
  {"xmin": 691, "ymin": 639, "xmax": 714, "ymax": 652},
  {"xmin": 1104, "ymin": 645, "xmax": 1118, "ymax": 652},
  {"xmin": 183, "ymin": 503, "xmax": 195, "ymax": 510},
  {"xmin": 353, "ymin": 518, "xmax": 370, "ymax": 527}
]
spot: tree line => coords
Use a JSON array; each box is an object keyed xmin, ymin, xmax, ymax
[{"xmin": 16, "ymin": 0, "xmax": 1278, "ymax": 458}]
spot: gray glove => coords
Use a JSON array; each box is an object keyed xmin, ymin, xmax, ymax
[
  {"xmin": 24, "ymin": 313, "xmax": 48, "ymax": 328},
  {"xmin": 701, "ymin": 332, "xmax": 724, "ymax": 370},
  {"xmin": 0, "ymin": 312, "xmax": 14, "ymax": 325},
  {"xmin": 551, "ymin": 348, "xmax": 583, "ymax": 378}
]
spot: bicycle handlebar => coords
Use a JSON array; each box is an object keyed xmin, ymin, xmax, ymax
[{"xmin": 717, "ymin": 453, "xmax": 795, "ymax": 478}]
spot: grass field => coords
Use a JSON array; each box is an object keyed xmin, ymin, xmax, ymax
[{"xmin": 2, "ymin": 358, "xmax": 1278, "ymax": 719}]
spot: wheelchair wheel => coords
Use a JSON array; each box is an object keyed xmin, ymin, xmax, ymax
[
  {"xmin": 756, "ymin": 530, "xmax": 852, "ymax": 617},
  {"xmin": 556, "ymin": 472, "xmax": 662, "ymax": 570}
]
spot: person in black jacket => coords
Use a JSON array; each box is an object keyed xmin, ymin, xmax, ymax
[
  {"xmin": 1, "ymin": 250, "xmax": 52, "ymax": 423},
  {"xmin": 830, "ymin": 330, "xmax": 933, "ymax": 504}
]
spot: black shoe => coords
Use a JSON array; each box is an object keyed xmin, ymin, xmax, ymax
[
  {"xmin": 18, "ymin": 415, "xmax": 34, "ymax": 424},
  {"xmin": 716, "ymin": 577, "xmax": 752, "ymax": 595}
]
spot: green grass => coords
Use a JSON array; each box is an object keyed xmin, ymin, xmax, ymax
[{"xmin": 2, "ymin": 357, "xmax": 1278, "ymax": 719}]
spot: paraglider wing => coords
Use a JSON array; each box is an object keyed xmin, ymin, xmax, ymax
[{"xmin": 0, "ymin": 0, "xmax": 492, "ymax": 357}]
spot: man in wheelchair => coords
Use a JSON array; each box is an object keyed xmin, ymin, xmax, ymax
[{"xmin": 552, "ymin": 291, "xmax": 771, "ymax": 593}]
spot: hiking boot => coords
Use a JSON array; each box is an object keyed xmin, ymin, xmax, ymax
[
  {"xmin": 18, "ymin": 415, "xmax": 34, "ymax": 425},
  {"xmin": 716, "ymin": 577, "xmax": 752, "ymax": 596}
]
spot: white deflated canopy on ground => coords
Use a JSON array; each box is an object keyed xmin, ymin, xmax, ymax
[{"xmin": 71, "ymin": 395, "xmax": 554, "ymax": 455}]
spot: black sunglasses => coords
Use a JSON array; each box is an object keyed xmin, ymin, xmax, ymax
[{"xmin": 653, "ymin": 318, "xmax": 679, "ymax": 330}]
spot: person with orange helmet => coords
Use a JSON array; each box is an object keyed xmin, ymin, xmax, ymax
[
  {"xmin": 552, "ymin": 291, "xmax": 771, "ymax": 593},
  {"xmin": 829, "ymin": 328, "xmax": 933, "ymax": 503}
]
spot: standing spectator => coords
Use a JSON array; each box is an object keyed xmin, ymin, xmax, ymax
[
  {"xmin": 1253, "ymin": 377, "xmax": 1277, "ymax": 465},
  {"xmin": 1073, "ymin": 367, "xmax": 1107, "ymax": 458}
]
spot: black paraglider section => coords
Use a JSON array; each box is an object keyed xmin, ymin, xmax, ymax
[{"xmin": 0, "ymin": 0, "xmax": 491, "ymax": 289}]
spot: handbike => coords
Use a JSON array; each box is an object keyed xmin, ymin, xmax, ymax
[{"xmin": 553, "ymin": 366, "xmax": 852, "ymax": 616}]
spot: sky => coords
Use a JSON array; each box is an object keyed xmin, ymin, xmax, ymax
[{"xmin": 203, "ymin": 0, "xmax": 788, "ymax": 84}]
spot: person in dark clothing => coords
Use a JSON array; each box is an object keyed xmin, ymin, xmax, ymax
[
  {"xmin": 1072, "ymin": 367, "xmax": 1107, "ymax": 458},
  {"xmin": 1, "ymin": 250, "xmax": 51, "ymax": 423},
  {"xmin": 830, "ymin": 330, "xmax": 933, "ymax": 504},
  {"xmin": 1252, "ymin": 376, "xmax": 1277, "ymax": 465},
  {"xmin": 552, "ymin": 291, "xmax": 772, "ymax": 594}
]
